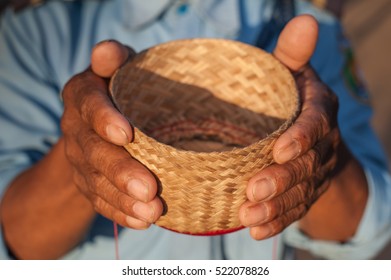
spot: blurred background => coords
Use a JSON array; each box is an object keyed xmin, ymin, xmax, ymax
[
  {"xmin": 300, "ymin": 0, "xmax": 391, "ymax": 259},
  {"xmin": 311, "ymin": 0, "xmax": 391, "ymax": 165},
  {"xmin": 343, "ymin": 0, "xmax": 391, "ymax": 165}
]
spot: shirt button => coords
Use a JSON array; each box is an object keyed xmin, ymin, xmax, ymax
[{"xmin": 177, "ymin": 3, "xmax": 189, "ymax": 15}]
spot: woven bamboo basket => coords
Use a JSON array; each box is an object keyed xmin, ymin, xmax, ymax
[{"xmin": 109, "ymin": 38, "xmax": 299, "ymax": 235}]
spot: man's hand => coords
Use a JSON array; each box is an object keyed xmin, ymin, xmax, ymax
[
  {"xmin": 239, "ymin": 15, "xmax": 348, "ymax": 240},
  {"xmin": 61, "ymin": 41, "xmax": 163, "ymax": 229}
]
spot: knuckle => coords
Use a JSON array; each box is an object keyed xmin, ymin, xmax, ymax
[
  {"xmin": 64, "ymin": 145, "xmax": 78, "ymax": 165},
  {"xmin": 274, "ymin": 206, "xmax": 306, "ymax": 233},
  {"xmin": 328, "ymin": 153, "xmax": 338, "ymax": 172},
  {"xmin": 317, "ymin": 109, "xmax": 332, "ymax": 134},
  {"xmin": 259, "ymin": 166, "xmax": 283, "ymax": 192},
  {"xmin": 60, "ymin": 114, "xmax": 70, "ymax": 134},
  {"xmin": 92, "ymin": 195, "xmax": 105, "ymax": 213},
  {"xmin": 330, "ymin": 128, "xmax": 342, "ymax": 149},
  {"xmin": 264, "ymin": 198, "xmax": 283, "ymax": 221},
  {"xmin": 295, "ymin": 204, "xmax": 309, "ymax": 220},
  {"xmin": 276, "ymin": 215, "xmax": 293, "ymax": 232},
  {"xmin": 63, "ymin": 140, "xmax": 82, "ymax": 166},
  {"xmin": 288, "ymin": 146, "xmax": 323, "ymax": 182},
  {"xmin": 291, "ymin": 121, "xmax": 312, "ymax": 148},
  {"xmin": 111, "ymin": 189, "xmax": 122, "ymax": 208},
  {"xmin": 295, "ymin": 110, "xmax": 331, "ymax": 149},
  {"xmin": 60, "ymin": 114, "xmax": 71, "ymax": 134},
  {"xmin": 319, "ymin": 178, "xmax": 331, "ymax": 194},
  {"xmin": 295, "ymin": 182, "xmax": 311, "ymax": 202},
  {"xmin": 264, "ymin": 164, "xmax": 301, "ymax": 195},
  {"xmin": 112, "ymin": 211, "xmax": 128, "ymax": 228},
  {"xmin": 109, "ymin": 158, "xmax": 132, "ymax": 188},
  {"xmin": 80, "ymin": 91, "xmax": 111, "ymax": 126},
  {"xmin": 72, "ymin": 171, "xmax": 86, "ymax": 190},
  {"xmin": 82, "ymin": 134, "xmax": 104, "ymax": 163},
  {"xmin": 266, "ymin": 220, "xmax": 284, "ymax": 237},
  {"xmin": 90, "ymin": 171, "xmax": 134, "ymax": 216},
  {"xmin": 118, "ymin": 196, "xmax": 136, "ymax": 216},
  {"xmin": 73, "ymin": 175, "xmax": 88, "ymax": 196},
  {"xmin": 152, "ymin": 198, "xmax": 164, "ymax": 217},
  {"xmin": 60, "ymin": 84, "xmax": 72, "ymax": 103},
  {"xmin": 81, "ymin": 138, "xmax": 134, "ymax": 193},
  {"xmin": 61, "ymin": 73, "xmax": 84, "ymax": 102},
  {"xmin": 270, "ymin": 185, "xmax": 308, "ymax": 220},
  {"xmin": 306, "ymin": 148, "xmax": 321, "ymax": 170},
  {"xmin": 281, "ymin": 160, "xmax": 304, "ymax": 187},
  {"xmin": 80, "ymin": 169, "xmax": 107, "ymax": 200},
  {"xmin": 302, "ymin": 109, "xmax": 329, "ymax": 142},
  {"xmin": 79, "ymin": 94, "xmax": 94, "ymax": 123}
]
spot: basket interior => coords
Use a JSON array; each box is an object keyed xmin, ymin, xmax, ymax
[{"xmin": 110, "ymin": 39, "xmax": 298, "ymax": 152}]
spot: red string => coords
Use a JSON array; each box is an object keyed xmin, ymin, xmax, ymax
[
  {"xmin": 272, "ymin": 235, "xmax": 279, "ymax": 260},
  {"xmin": 113, "ymin": 222, "xmax": 120, "ymax": 260}
]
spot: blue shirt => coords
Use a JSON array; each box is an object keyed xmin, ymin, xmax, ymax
[{"xmin": 1, "ymin": 0, "xmax": 391, "ymax": 260}]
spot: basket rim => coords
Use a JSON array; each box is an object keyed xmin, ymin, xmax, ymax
[{"xmin": 109, "ymin": 38, "xmax": 300, "ymax": 157}]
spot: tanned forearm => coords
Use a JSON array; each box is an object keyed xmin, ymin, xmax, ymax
[
  {"xmin": 0, "ymin": 138, "xmax": 96, "ymax": 259},
  {"xmin": 299, "ymin": 143, "xmax": 368, "ymax": 242}
]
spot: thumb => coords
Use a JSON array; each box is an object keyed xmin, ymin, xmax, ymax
[
  {"xmin": 273, "ymin": 14, "xmax": 319, "ymax": 71},
  {"xmin": 91, "ymin": 40, "xmax": 136, "ymax": 78}
]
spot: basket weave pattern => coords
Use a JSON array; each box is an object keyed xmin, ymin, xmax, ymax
[{"xmin": 110, "ymin": 39, "xmax": 299, "ymax": 235}]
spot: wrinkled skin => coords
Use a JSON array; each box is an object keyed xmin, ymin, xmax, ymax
[
  {"xmin": 239, "ymin": 65, "xmax": 341, "ymax": 239},
  {"xmin": 61, "ymin": 68, "xmax": 164, "ymax": 230}
]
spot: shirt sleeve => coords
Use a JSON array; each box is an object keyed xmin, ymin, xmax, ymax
[
  {"xmin": 284, "ymin": 4, "xmax": 391, "ymax": 259},
  {"xmin": 0, "ymin": 8, "xmax": 64, "ymax": 259}
]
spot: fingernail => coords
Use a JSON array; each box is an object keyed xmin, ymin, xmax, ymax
[
  {"xmin": 242, "ymin": 204, "xmax": 268, "ymax": 226},
  {"xmin": 252, "ymin": 179, "xmax": 275, "ymax": 201},
  {"xmin": 127, "ymin": 179, "xmax": 149, "ymax": 202},
  {"xmin": 106, "ymin": 125, "xmax": 129, "ymax": 145},
  {"xmin": 133, "ymin": 202, "xmax": 155, "ymax": 223},
  {"xmin": 276, "ymin": 139, "xmax": 301, "ymax": 163}
]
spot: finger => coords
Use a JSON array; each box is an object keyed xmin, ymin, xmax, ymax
[
  {"xmin": 240, "ymin": 183, "xmax": 308, "ymax": 227},
  {"xmin": 249, "ymin": 204, "xmax": 308, "ymax": 240},
  {"xmin": 91, "ymin": 173, "xmax": 163, "ymax": 223},
  {"xmin": 273, "ymin": 71, "xmax": 338, "ymax": 164},
  {"xmin": 248, "ymin": 129, "xmax": 338, "ymax": 202},
  {"xmin": 91, "ymin": 40, "xmax": 136, "ymax": 78},
  {"xmin": 69, "ymin": 128, "xmax": 162, "ymax": 221},
  {"xmin": 241, "ymin": 174, "xmax": 331, "ymax": 228},
  {"xmin": 62, "ymin": 70, "xmax": 133, "ymax": 146},
  {"xmin": 79, "ymin": 86, "xmax": 133, "ymax": 146},
  {"xmin": 248, "ymin": 178, "xmax": 331, "ymax": 240},
  {"xmin": 93, "ymin": 195, "xmax": 151, "ymax": 230},
  {"xmin": 77, "ymin": 128, "xmax": 158, "ymax": 203},
  {"xmin": 273, "ymin": 14, "xmax": 319, "ymax": 71},
  {"xmin": 72, "ymin": 170, "xmax": 145, "ymax": 228},
  {"xmin": 62, "ymin": 130, "xmax": 86, "ymax": 168},
  {"xmin": 73, "ymin": 169, "xmax": 162, "ymax": 225}
]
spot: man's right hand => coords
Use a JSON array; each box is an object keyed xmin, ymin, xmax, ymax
[{"xmin": 61, "ymin": 40, "xmax": 163, "ymax": 229}]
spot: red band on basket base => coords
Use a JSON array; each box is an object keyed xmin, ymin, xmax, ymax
[{"xmin": 160, "ymin": 225, "xmax": 245, "ymax": 236}]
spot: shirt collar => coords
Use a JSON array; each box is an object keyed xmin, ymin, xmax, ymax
[
  {"xmin": 119, "ymin": 0, "xmax": 240, "ymax": 36},
  {"xmin": 119, "ymin": 0, "xmax": 172, "ymax": 29}
]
